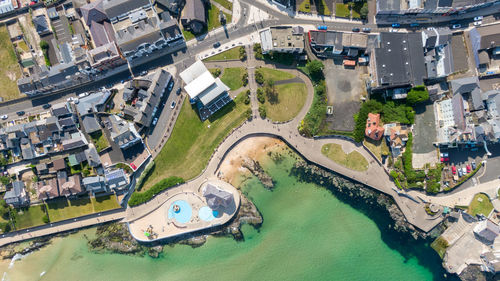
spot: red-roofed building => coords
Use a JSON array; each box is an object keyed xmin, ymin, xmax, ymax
[{"xmin": 365, "ymin": 113, "xmax": 384, "ymax": 140}]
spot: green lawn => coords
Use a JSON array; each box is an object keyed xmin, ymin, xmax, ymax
[
  {"xmin": 90, "ymin": 130, "xmax": 109, "ymax": 153},
  {"xmin": 321, "ymin": 143, "xmax": 369, "ymax": 171},
  {"xmin": 16, "ymin": 40, "xmax": 29, "ymax": 53},
  {"xmin": 257, "ymin": 67, "xmax": 295, "ymax": 82},
  {"xmin": 46, "ymin": 198, "xmax": 94, "ymax": 222},
  {"xmin": 183, "ymin": 5, "xmax": 231, "ymax": 41},
  {"xmin": 298, "ymin": 0, "xmax": 311, "ymax": 13},
  {"xmin": 264, "ymin": 83, "xmax": 307, "ymax": 122},
  {"xmin": 468, "ymin": 193, "xmax": 493, "ymax": 216},
  {"xmin": 92, "ymin": 195, "xmax": 121, "ymax": 212},
  {"xmin": 317, "ymin": 0, "xmax": 332, "ymax": 16},
  {"xmin": 335, "ymin": 3, "xmax": 350, "ymax": 18},
  {"xmin": 221, "ymin": 67, "xmax": 246, "ymax": 90},
  {"xmin": 13, "ymin": 205, "xmax": 47, "ymax": 229},
  {"xmin": 213, "ymin": 0, "xmax": 233, "ymax": 11},
  {"xmin": 204, "ymin": 47, "xmax": 240, "ymax": 61},
  {"xmin": 0, "ymin": 24, "xmax": 22, "ymax": 101},
  {"xmin": 141, "ymin": 92, "xmax": 250, "ymax": 190}
]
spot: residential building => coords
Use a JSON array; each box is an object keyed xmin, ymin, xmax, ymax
[
  {"xmin": 104, "ymin": 169, "xmax": 128, "ymax": 191},
  {"xmin": 33, "ymin": 15, "xmax": 51, "ymax": 36},
  {"xmin": 371, "ymin": 32, "xmax": 426, "ymax": 94},
  {"xmin": 0, "ymin": 0, "xmax": 14, "ymax": 15},
  {"xmin": 481, "ymin": 251, "xmax": 500, "ymax": 274},
  {"xmin": 122, "ymin": 70, "xmax": 172, "ymax": 128},
  {"xmin": 474, "ymin": 219, "xmax": 500, "ymax": 244},
  {"xmin": 85, "ymin": 146, "xmax": 102, "ymax": 168},
  {"xmin": 36, "ymin": 163, "xmax": 49, "ymax": 175},
  {"xmin": 87, "ymin": 42, "xmax": 126, "ymax": 71},
  {"xmin": 259, "ymin": 26, "xmax": 305, "ymax": 54},
  {"xmin": 156, "ymin": 0, "xmax": 185, "ymax": 14},
  {"xmin": 365, "ymin": 113, "xmax": 385, "ymax": 141},
  {"xmin": 59, "ymin": 174, "xmax": 85, "ymax": 197},
  {"xmin": 180, "ymin": 0, "xmax": 206, "ymax": 34},
  {"xmin": 203, "ymin": 183, "xmax": 234, "ymax": 210},
  {"xmin": 83, "ymin": 176, "xmax": 109, "ymax": 195},
  {"xmin": 35, "ymin": 178, "xmax": 60, "ymax": 200},
  {"xmin": 421, "ymin": 27, "xmax": 454, "ymax": 79},
  {"xmin": 180, "ymin": 60, "xmax": 232, "ymax": 121},
  {"xmin": 308, "ymin": 30, "xmax": 367, "ymax": 58},
  {"xmin": 107, "ymin": 115, "xmax": 142, "ymax": 150},
  {"xmin": 81, "ymin": 115, "xmax": 101, "ymax": 135},
  {"xmin": 4, "ymin": 181, "xmax": 29, "ymax": 207},
  {"xmin": 469, "ymin": 23, "xmax": 500, "ymax": 70},
  {"xmin": 68, "ymin": 151, "xmax": 87, "ymax": 167},
  {"xmin": 383, "ymin": 123, "xmax": 409, "ymax": 157}
]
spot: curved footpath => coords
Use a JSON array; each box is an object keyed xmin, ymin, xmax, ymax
[{"xmin": 126, "ymin": 65, "xmax": 441, "ymax": 233}]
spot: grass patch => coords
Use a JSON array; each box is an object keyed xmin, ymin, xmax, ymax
[
  {"xmin": 141, "ymin": 92, "xmax": 250, "ymax": 190},
  {"xmin": 204, "ymin": 47, "xmax": 240, "ymax": 61},
  {"xmin": 182, "ymin": 29, "xmax": 197, "ymax": 41},
  {"xmin": 335, "ymin": 3, "xmax": 350, "ymax": 18},
  {"xmin": 90, "ymin": 130, "xmax": 109, "ymax": 153},
  {"xmin": 13, "ymin": 205, "xmax": 47, "ymax": 229},
  {"xmin": 256, "ymin": 67, "xmax": 295, "ymax": 82},
  {"xmin": 92, "ymin": 195, "xmax": 121, "ymax": 212},
  {"xmin": 0, "ymin": 24, "xmax": 22, "ymax": 101},
  {"xmin": 16, "ymin": 40, "xmax": 29, "ymax": 53},
  {"xmin": 431, "ymin": 236, "xmax": 449, "ymax": 259},
  {"xmin": 129, "ymin": 177, "xmax": 184, "ymax": 206},
  {"xmin": 298, "ymin": 0, "xmax": 311, "ymax": 13},
  {"xmin": 318, "ymin": 0, "xmax": 332, "ymax": 16},
  {"xmin": 264, "ymin": 83, "xmax": 307, "ymax": 122},
  {"xmin": 46, "ymin": 197, "xmax": 94, "ymax": 222},
  {"xmin": 220, "ymin": 67, "xmax": 246, "ymax": 90},
  {"xmin": 213, "ymin": 0, "xmax": 232, "ymax": 11},
  {"xmin": 363, "ymin": 139, "xmax": 383, "ymax": 161},
  {"xmin": 321, "ymin": 143, "xmax": 369, "ymax": 171},
  {"xmin": 467, "ymin": 193, "xmax": 493, "ymax": 217}
]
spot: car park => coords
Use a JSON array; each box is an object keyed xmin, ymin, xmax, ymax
[
  {"xmin": 170, "ymin": 101, "xmax": 176, "ymax": 109},
  {"xmin": 16, "ymin": 111, "xmax": 25, "ymax": 116},
  {"xmin": 474, "ymin": 16, "xmax": 483, "ymax": 21},
  {"xmin": 42, "ymin": 104, "xmax": 51, "ymax": 109},
  {"xmin": 352, "ymin": 27, "xmax": 360, "ymax": 32},
  {"xmin": 451, "ymin": 24, "xmax": 461, "ymax": 29},
  {"xmin": 0, "ymin": 115, "xmax": 7, "ymax": 120}
]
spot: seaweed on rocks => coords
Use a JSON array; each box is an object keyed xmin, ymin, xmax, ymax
[{"xmin": 242, "ymin": 157, "xmax": 274, "ymax": 189}]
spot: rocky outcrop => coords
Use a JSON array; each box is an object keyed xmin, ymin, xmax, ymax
[
  {"xmin": 0, "ymin": 237, "xmax": 53, "ymax": 260},
  {"xmin": 458, "ymin": 265, "xmax": 496, "ymax": 281},
  {"xmin": 242, "ymin": 157, "xmax": 274, "ymax": 189}
]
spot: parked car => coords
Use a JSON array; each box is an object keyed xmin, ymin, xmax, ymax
[
  {"xmin": 410, "ymin": 23, "xmax": 420, "ymax": 27},
  {"xmin": 461, "ymin": 167, "xmax": 467, "ymax": 175},
  {"xmin": 78, "ymin": 92, "xmax": 89, "ymax": 98},
  {"xmin": 130, "ymin": 163, "xmax": 137, "ymax": 170},
  {"xmin": 440, "ymin": 152, "xmax": 449, "ymax": 158},
  {"xmin": 474, "ymin": 16, "xmax": 483, "ymax": 21},
  {"xmin": 0, "ymin": 114, "xmax": 7, "ymax": 120},
  {"xmin": 472, "ymin": 161, "xmax": 476, "ymax": 170},
  {"xmin": 67, "ymin": 97, "xmax": 79, "ymax": 103},
  {"xmin": 451, "ymin": 24, "xmax": 461, "ymax": 29},
  {"xmin": 168, "ymin": 81, "xmax": 174, "ymax": 91},
  {"xmin": 170, "ymin": 101, "xmax": 176, "ymax": 109},
  {"xmin": 452, "ymin": 166, "xmax": 457, "ymax": 174},
  {"xmin": 391, "ymin": 23, "xmax": 400, "ymax": 28},
  {"xmin": 140, "ymin": 70, "xmax": 148, "ymax": 76},
  {"xmin": 440, "ymin": 157, "xmax": 449, "ymax": 162},
  {"xmin": 152, "ymin": 117, "xmax": 158, "ymax": 126},
  {"xmin": 317, "ymin": 25, "xmax": 327, "ymax": 30},
  {"xmin": 474, "ymin": 21, "xmax": 482, "ymax": 26},
  {"xmin": 466, "ymin": 165, "xmax": 471, "ymax": 173},
  {"xmin": 352, "ymin": 27, "xmax": 360, "ymax": 32},
  {"xmin": 42, "ymin": 103, "xmax": 51, "ymax": 109},
  {"xmin": 458, "ymin": 169, "xmax": 463, "ymax": 177},
  {"xmin": 16, "ymin": 111, "xmax": 25, "ymax": 116},
  {"xmin": 362, "ymin": 28, "xmax": 371, "ymax": 33},
  {"xmin": 213, "ymin": 42, "xmax": 221, "ymax": 48},
  {"xmin": 176, "ymin": 88, "xmax": 182, "ymax": 95}
]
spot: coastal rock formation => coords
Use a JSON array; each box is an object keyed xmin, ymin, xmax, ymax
[
  {"xmin": 458, "ymin": 264, "xmax": 495, "ymax": 281},
  {"xmin": 0, "ymin": 237, "xmax": 53, "ymax": 260},
  {"xmin": 242, "ymin": 157, "xmax": 274, "ymax": 189}
]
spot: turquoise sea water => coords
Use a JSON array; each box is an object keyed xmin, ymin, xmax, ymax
[{"xmin": 0, "ymin": 154, "xmax": 452, "ymax": 281}]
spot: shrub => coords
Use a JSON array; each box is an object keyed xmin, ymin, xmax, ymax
[
  {"xmin": 259, "ymin": 105, "xmax": 267, "ymax": 119},
  {"xmin": 243, "ymin": 90, "xmax": 251, "ymax": 105},
  {"xmin": 0, "ymin": 222, "xmax": 10, "ymax": 233},
  {"xmin": 407, "ymin": 85, "xmax": 429, "ymax": 105},
  {"xmin": 306, "ymin": 60, "xmax": 324, "ymax": 82},
  {"xmin": 239, "ymin": 46, "xmax": 247, "ymax": 61},
  {"xmin": 128, "ymin": 176, "xmax": 185, "ymax": 206},
  {"xmin": 257, "ymin": 88, "xmax": 265, "ymax": 103},
  {"xmin": 255, "ymin": 69, "xmax": 264, "ymax": 85},
  {"xmin": 253, "ymin": 43, "xmax": 263, "ymax": 59},
  {"xmin": 42, "ymin": 215, "xmax": 49, "ymax": 224},
  {"xmin": 210, "ymin": 68, "xmax": 221, "ymax": 77},
  {"xmin": 245, "ymin": 108, "xmax": 252, "ymax": 120},
  {"xmin": 360, "ymin": 2, "xmax": 369, "ymax": 19},
  {"xmin": 242, "ymin": 72, "xmax": 248, "ymax": 86},
  {"xmin": 39, "ymin": 40, "xmax": 49, "ymax": 50}
]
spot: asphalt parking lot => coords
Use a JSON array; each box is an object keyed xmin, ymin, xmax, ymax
[{"xmin": 413, "ymin": 101, "xmax": 437, "ymax": 154}]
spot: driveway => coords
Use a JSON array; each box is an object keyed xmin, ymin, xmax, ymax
[{"xmin": 323, "ymin": 58, "xmax": 365, "ymax": 131}]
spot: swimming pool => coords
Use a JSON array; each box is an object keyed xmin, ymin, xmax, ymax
[
  {"xmin": 167, "ymin": 200, "xmax": 192, "ymax": 224},
  {"xmin": 198, "ymin": 206, "xmax": 219, "ymax": 222}
]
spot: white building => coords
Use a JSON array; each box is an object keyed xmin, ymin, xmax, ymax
[{"xmin": 0, "ymin": 0, "xmax": 14, "ymax": 15}]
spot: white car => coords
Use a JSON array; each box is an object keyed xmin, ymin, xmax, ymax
[
  {"xmin": 170, "ymin": 101, "xmax": 176, "ymax": 109},
  {"xmin": 152, "ymin": 117, "xmax": 158, "ymax": 126},
  {"xmin": 0, "ymin": 115, "xmax": 7, "ymax": 120},
  {"xmin": 474, "ymin": 21, "xmax": 482, "ymax": 26},
  {"xmin": 67, "ymin": 97, "xmax": 80, "ymax": 104},
  {"xmin": 451, "ymin": 24, "xmax": 461, "ymax": 29},
  {"xmin": 474, "ymin": 16, "xmax": 483, "ymax": 21},
  {"xmin": 78, "ymin": 92, "xmax": 89, "ymax": 98}
]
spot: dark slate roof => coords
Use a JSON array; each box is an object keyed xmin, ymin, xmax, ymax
[
  {"xmin": 89, "ymin": 20, "xmax": 116, "ymax": 48},
  {"xmin": 115, "ymin": 17, "xmax": 163, "ymax": 53},
  {"xmin": 52, "ymin": 103, "xmax": 71, "ymax": 117},
  {"xmin": 4, "ymin": 181, "xmax": 26, "ymax": 204},
  {"xmin": 103, "ymin": 0, "xmax": 150, "ymax": 19},
  {"xmin": 82, "ymin": 176, "xmax": 107, "ymax": 192},
  {"xmin": 475, "ymin": 24, "xmax": 500, "ymax": 50},
  {"xmin": 85, "ymin": 146, "xmax": 101, "ymax": 167},
  {"xmin": 59, "ymin": 117, "xmax": 76, "ymax": 128},
  {"xmin": 104, "ymin": 169, "xmax": 128, "ymax": 189},
  {"xmin": 309, "ymin": 30, "xmax": 343, "ymax": 50},
  {"xmin": 33, "ymin": 15, "xmax": 50, "ymax": 34},
  {"xmin": 375, "ymin": 32, "xmax": 426, "ymax": 88},
  {"xmin": 181, "ymin": 0, "xmax": 206, "ymax": 23},
  {"xmin": 203, "ymin": 183, "xmax": 233, "ymax": 209},
  {"xmin": 80, "ymin": 0, "xmax": 107, "ymax": 25},
  {"xmin": 450, "ymin": 76, "xmax": 480, "ymax": 95},
  {"xmin": 82, "ymin": 115, "xmax": 101, "ymax": 134},
  {"xmin": 156, "ymin": 0, "xmax": 184, "ymax": 13}
]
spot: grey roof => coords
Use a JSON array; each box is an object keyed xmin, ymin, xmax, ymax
[
  {"xmin": 105, "ymin": 169, "xmax": 128, "ymax": 189},
  {"xmin": 452, "ymin": 93, "xmax": 466, "ymax": 131},
  {"xmin": 309, "ymin": 30, "xmax": 343, "ymax": 50},
  {"xmin": 375, "ymin": 32, "xmax": 426, "ymax": 88},
  {"xmin": 475, "ymin": 24, "xmax": 500, "ymax": 50},
  {"xmin": 85, "ymin": 146, "xmax": 101, "ymax": 167},
  {"xmin": 450, "ymin": 76, "xmax": 480, "ymax": 95},
  {"xmin": 203, "ymin": 183, "xmax": 233, "ymax": 209},
  {"xmin": 33, "ymin": 15, "xmax": 50, "ymax": 34},
  {"xmin": 156, "ymin": 0, "xmax": 185, "ymax": 13},
  {"xmin": 83, "ymin": 176, "xmax": 108, "ymax": 193},
  {"xmin": 76, "ymin": 90, "xmax": 111, "ymax": 115},
  {"xmin": 4, "ymin": 181, "xmax": 27, "ymax": 205},
  {"xmin": 377, "ymin": 0, "xmax": 400, "ymax": 11},
  {"xmin": 47, "ymin": 7, "xmax": 59, "ymax": 20},
  {"xmin": 115, "ymin": 17, "xmax": 163, "ymax": 53},
  {"xmin": 103, "ymin": 0, "xmax": 151, "ymax": 19},
  {"xmin": 80, "ymin": 0, "xmax": 107, "ymax": 25},
  {"xmin": 62, "ymin": 136, "xmax": 86, "ymax": 150},
  {"xmin": 82, "ymin": 115, "xmax": 101, "ymax": 134},
  {"xmin": 474, "ymin": 220, "xmax": 500, "ymax": 244},
  {"xmin": 59, "ymin": 117, "xmax": 76, "ymax": 128},
  {"xmin": 89, "ymin": 21, "xmax": 116, "ymax": 48},
  {"xmin": 52, "ymin": 102, "xmax": 71, "ymax": 117},
  {"xmin": 471, "ymin": 88, "xmax": 485, "ymax": 111},
  {"xmin": 181, "ymin": 0, "xmax": 206, "ymax": 23}
]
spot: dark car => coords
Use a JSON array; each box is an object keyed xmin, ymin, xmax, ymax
[
  {"xmin": 176, "ymin": 88, "xmax": 182, "ymax": 95},
  {"xmin": 213, "ymin": 42, "xmax": 221, "ymax": 48},
  {"xmin": 16, "ymin": 111, "xmax": 25, "ymax": 116},
  {"xmin": 352, "ymin": 27, "xmax": 360, "ymax": 32},
  {"xmin": 42, "ymin": 103, "xmax": 51, "ymax": 109}
]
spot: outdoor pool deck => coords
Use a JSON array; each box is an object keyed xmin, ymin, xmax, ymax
[{"xmin": 127, "ymin": 179, "xmax": 240, "ymax": 242}]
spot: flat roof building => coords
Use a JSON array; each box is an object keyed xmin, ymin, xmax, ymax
[{"xmin": 260, "ymin": 26, "xmax": 304, "ymax": 54}]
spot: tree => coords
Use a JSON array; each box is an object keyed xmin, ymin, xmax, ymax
[
  {"xmin": 39, "ymin": 40, "xmax": 49, "ymax": 50},
  {"xmin": 255, "ymin": 69, "xmax": 264, "ymax": 85},
  {"xmin": 406, "ymin": 85, "xmax": 429, "ymax": 105},
  {"xmin": 257, "ymin": 88, "xmax": 265, "ymax": 103},
  {"xmin": 306, "ymin": 60, "xmax": 324, "ymax": 80},
  {"xmin": 259, "ymin": 105, "xmax": 267, "ymax": 119},
  {"xmin": 265, "ymin": 78, "xmax": 278, "ymax": 104},
  {"xmin": 0, "ymin": 155, "xmax": 6, "ymax": 167},
  {"xmin": 360, "ymin": 2, "xmax": 369, "ymax": 19}
]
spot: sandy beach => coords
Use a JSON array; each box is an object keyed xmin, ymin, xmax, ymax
[{"xmin": 217, "ymin": 137, "xmax": 284, "ymax": 186}]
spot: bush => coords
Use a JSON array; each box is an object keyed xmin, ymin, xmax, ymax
[
  {"xmin": 239, "ymin": 46, "xmax": 247, "ymax": 61},
  {"xmin": 360, "ymin": 2, "xmax": 369, "ymax": 19},
  {"xmin": 259, "ymin": 105, "xmax": 267, "ymax": 119},
  {"xmin": 0, "ymin": 176, "xmax": 10, "ymax": 186},
  {"xmin": 402, "ymin": 133, "xmax": 413, "ymax": 175},
  {"xmin": 242, "ymin": 72, "xmax": 248, "ymax": 86},
  {"xmin": 407, "ymin": 85, "xmax": 429, "ymax": 105},
  {"xmin": 306, "ymin": 60, "xmax": 324, "ymax": 82},
  {"xmin": 128, "ymin": 176, "xmax": 185, "ymax": 206},
  {"xmin": 255, "ymin": 69, "xmax": 264, "ymax": 85},
  {"xmin": 300, "ymin": 81, "xmax": 327, "ymax": 136},
  {"xmin": 210, "ymin": 68, "xmax": 221, "ymax": 77},
  {"xmin": 257, "ymin": 88, "xmax": 265, "ymax": 103},
  {"xmin": 245, "ymin": 108, "xmax": 252, "ymax": 120},
  {"xmin": 42, "ymin": 215, "xmax": 49, "ymax": 224},
  {"xmin": 253, "ymin": 43, "xmax": 263, "ymax": 59},
  {"xmin": 39, "ymin": 40, "xmax": 49, "ymax": 50},
  {"xmin": 0, "ymin": 222, "xmax": 10, "ymax": 233},
  {"xmin": 243, "ymin": 90, "xmax": 251, "ymax": 105}
]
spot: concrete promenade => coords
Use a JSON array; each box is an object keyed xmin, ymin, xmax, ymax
[
  {"xmin": 0, "ymin": 208, "xmax": 126, "ymax": 247},
  {"xmin": 126, "ymin": 64, "xmax": 442, "ymax": 233}
]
